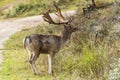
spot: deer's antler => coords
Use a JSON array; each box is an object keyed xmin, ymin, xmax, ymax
[
  {"xmin": 42, "ymin": 2, "xmax": 71, "ymax": 25},
  {"xmin": 53, "ymin": 2, "xmax": 65, "ymax": 20},
  {"xmin": 42, "ymin": 9, "xmax": 57, "ymax": 24}
]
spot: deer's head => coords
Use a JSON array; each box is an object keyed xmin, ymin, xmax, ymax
[{"xmin": 63, "ymin": 21, "xmax": 80, "ymax": 34}]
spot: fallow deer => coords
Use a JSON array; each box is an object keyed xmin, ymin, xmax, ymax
[{"xmin": 23, "ymin": 4, "xmax": 80, "ymax": 75}]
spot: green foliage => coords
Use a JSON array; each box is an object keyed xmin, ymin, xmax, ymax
[
  {"xmin": 0, "ymin": 0, "xmax": 120, "ymax": 80},
  {"xmin": 1, "ymin": 0, "xmax": 79, "ymax": 18},
  {"xmin": 0, "ymin": 0, "xmax": 14, "ymax": 7},
  {"xmin": 54, "ymin": 40, "xmax": 109, "ymax": 79},
  {"xmin": 3, "ymin": 3, "xmax": 43, "ymax": 18},
  {"xmin": 0, "ymin": 24, "xmax": 110, "ymax": 79},
  {"xmin": 0, "ymin": 0, "xmax": 118, "ymax": 19}
]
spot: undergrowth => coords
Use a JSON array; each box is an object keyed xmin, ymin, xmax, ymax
[
  {"xmin": 0, "ymin": 0, "xmax": 14, "ymax": 7},
  {"xmin": 0, "ymin": 0, "xmax": 120, "ymax": 80},
  {"xmin": 0, "ymin": 0, "xmax": 79, "ymax": 19},
  {"xmin": 0, "ymin": 25, "xmax": 111, "ymax": 80}
]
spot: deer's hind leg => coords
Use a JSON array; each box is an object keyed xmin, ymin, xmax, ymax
[{"xmin": 29, "ymin": 52, "xmax": 40, "ymax": 75}]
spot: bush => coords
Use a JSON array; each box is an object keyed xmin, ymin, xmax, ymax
[
  {"xmin": 53, "ymin": 39, "xmax": 109, "ymax": 79},
  {"xmin": 1, "ymin": 0, "xmax": 79, "ymax": 18},
  {"xmin": 3, "ymin": 3, "xmax": 42, "ymax": 18}
]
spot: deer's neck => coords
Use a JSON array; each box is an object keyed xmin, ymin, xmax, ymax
[{"xmin": 61, "ymin": 30, "xmax": 71, "ymax": 45}]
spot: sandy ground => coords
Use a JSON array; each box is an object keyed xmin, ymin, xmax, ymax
[{"xmin": 0, "ymin": 10, "xmax": 76, "ymax": 69}]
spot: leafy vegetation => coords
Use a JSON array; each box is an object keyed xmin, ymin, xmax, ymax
[
  {"xmin": 0, "ymin": 0, "xmax": 117, "ymax": 19},
  {"xmin": 0, "ymin": 0, "xmax": 14, "ymax": 7},
  {"xmin": 0, "ymin": 0, "xmax": 120, "ymax": 80},
  {"xmin": 0, "ymin": 24, "xmax": 109, "ymax": 80},
  {"xmin": 0, "ymin": 0, "xmax": 79, "ymax": 19}
]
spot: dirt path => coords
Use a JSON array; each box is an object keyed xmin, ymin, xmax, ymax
[{"xmin": 0, "ymin": 10, "xmax": 76, "ymax": 69}]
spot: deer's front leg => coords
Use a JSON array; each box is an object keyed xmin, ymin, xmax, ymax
[
  {"xmin": 48, "ymin": 53, "xmax": 55, "ymax": 74},
  {"xmin": 48, "ymin": 54, "xmax": 52, "ymax": 74}
]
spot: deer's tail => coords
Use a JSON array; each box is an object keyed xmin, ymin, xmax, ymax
[{"xmin": 23, "ymin": 36, "xmax": 31, "ymax": 49}]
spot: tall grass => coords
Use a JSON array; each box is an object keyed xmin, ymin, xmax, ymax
[
  {"xmin": 0, "ymin": 0, "xmax": 14, "ymax": 7},
  {"xmin": 4, "ymin": 3, "xmax": 42, "ymax": 18},
  {"xmin": 0, "ymin": 1, "xmax": 120, "ymax": 80},
  {"xmin": 54, "ymin": 37, "xmax": 110, "ymax": 79},
  {"xmin": 1, "ymin": 0, "xmax": 117, "ymax": 18},
  {"xmin": 0, "ymin": 24, "xmax": 111, "ymax": 80},
  {"xmin": 1, "ymin": 0, "xmax": 79, "ymax": 18}
]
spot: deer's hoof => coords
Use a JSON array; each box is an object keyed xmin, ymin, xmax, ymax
[
  {"xmin": 34, "ymin": 72, "xmax": 39, "ymax": 75},
  {"xmin": 48, "ymin": 71, "xmax": 54, "ymax": 76}
]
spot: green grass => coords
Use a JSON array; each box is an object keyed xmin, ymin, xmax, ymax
[
  {"xmin": 0, "ymin": 0, "xmax": 117, "ymax": 19},
  {"xmin": 0, "ymin": 0, "xmax": 14, "ymax": 7},
  {"xmin": 0, "ymin": 25, "xmax": 53, "ymax": 80},
  {"xmin": 0, "ymin": 0, "xmax": 79, "ymax": 19},
  {"xmin": 0, "ymin": 24, "xmax": 110, "ymax": 80},
  {"xmin": 0, "ymin": 1, "xmax": 119, "ymax": 79}
]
